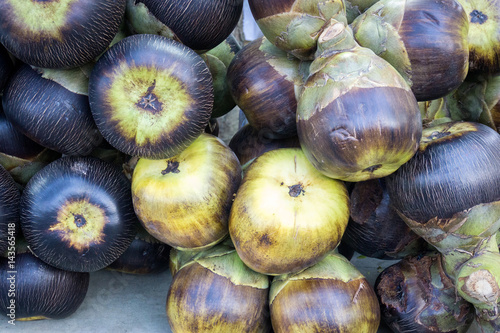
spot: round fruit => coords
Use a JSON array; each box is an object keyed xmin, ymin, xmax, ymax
[
  {"xmin": 167, "ymin": 244, "xmax": 271, "ymax": 332},
  {"xmin": 0, "ymin": 248, "xmax": 90, "ymax": 321},
  {"xmin": 376, "ymin": 252, "xmax": 474, "ymax": 333},
  {"xmin": 0, "ymin": 106, "xmax": 62, "ymax": 185},
  {"xmin": 132, "ymin": 133, "xmax": 242, "ymax": 251},
  {"xmin": 20, "ymin": 156, "xmax": 137, "ymax": 272},
  {"xmin": 2, "ymin": 64, "xmax": 102, "ymax": 156},
  {"xmin": 0, "ymin": 0, "xmax": 126, "ymax": 68},
  {"xmin": 342, "ymin": 178, "xmax": 427, "ymax": 259},
  {"xmin": 270, "ymin": 253, "xmax": 380, "ymax": 332},
  {"xmin": 107, "ymin": 222, "xmax": 170, "ymax": 274},
  {"xmin": 125, "ymin": 0, "xmax": 243, "ymax": 52},
  {"xmin": 297, "ymin": 22, "xmax": 422, "ymax": 182},
  {"xmin": 228, "ymin": 124, "xmax": 300, "ymax": 167},
  {"xmin": 89, "ymin": 34, "xmax": 214, "ymax": 159},
  {"xmin": 0, "ymin": 108, "xmax": 45, "ymax": 162},
  {"xmin": 386, "ymin": 121, "xmax": 500, "ymax": 223},
  {"xmin": 457, "ymin": 0, "xmax": 500, "ymax": 74},
  {"xmin": 0, "ymin": 165, "xmax": 20, "ymax": 254},
  {"xmin": 226, "ymin": 37, "xmax": 309, "ymax": 139},
  {"xmin": 0, "ymin": 108, "xmax": 61, "ymax": 186},
  {"xmin": 229, "ymin": 148, "xmax": 349, "ymax": 275},
  {"xmin": 351, "ymin": 0, "xmax": 470, "ymax": 101}
]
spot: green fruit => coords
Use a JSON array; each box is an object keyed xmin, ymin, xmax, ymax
[
  {"xmin": 457, "ymin": 0, "xmax": 500, "ymax": 74},
  {"xmin": 249, "ymin": 0, "xmax": 348, "ymax": 60},
  {"xmin": 132, "ymin": 134, "xmax": 242, "ymax": 251},
  {"xmin": 229, "ymin": 148, "xmax": 349, "ymax": 275}
]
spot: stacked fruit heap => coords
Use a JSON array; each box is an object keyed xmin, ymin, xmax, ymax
[{"xmin": 1, "ymin": 0, "xmax": 500, "ymax": 332}]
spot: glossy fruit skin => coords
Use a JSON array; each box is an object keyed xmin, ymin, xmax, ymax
[
  {"xmin": 107, "ymin": 224, "xmax": 170, "ymax": 274},
  {"xmin": 386, "ymin": 121, "xmax": 500, "ymax": 223},
  {"xmin": 132, "ymin": 134, "xmax": 242, "ymax": 251},
  {"xmin": 352, "ymin": 0, "xmax": 470, "ymax": 101},
  {"xmin": 0, "ymin": 251, "xmax": 90, "ymax": 320},
  {"xmin": 0, "ymin": 109, "xmax": 61, "ymax": 186},
  {"xmin": 167, "ymin": 248, "xmax": 271, "ymax": 333},
  {"xmin": 138, "ymin": 0, "xmax": 242, "ymax": 51},
  {"xmin": 227, "ymin": 37, "xmax": 309, "ymax": 139},
  {"xmin": 0, "ymin": 108, "xmax": 45, "ymax": 161},
  {"xmin": 0, "ymin": 0, "xmax": 126, "ymax": 69},
  {"xmin": 401, "ymin": 0, "xmax": 469, "ymax": 101},
  {"xmin": 298, "ymin": 84, "xmax": 422, "ymax": 182},
  {"xmin": 229, "ymin": 148, "xmax": 350, "ymax": 275},
  {"xmin": 270, "ymin": 253, "xmax": 380, "ymax": 333},
  {"xmin": 20, "ymin": 156, "xmax": 137, "ymax": 272},
  {"xmin": 89, "ymin": 33, "xmax": 213, "ymax": 159},
  {"xmin": 0, "ymin": 44, "xmax": 14, "ymax": 92},
  {"xmin": 343, "ymin": 178, "xmax": 427, "ymax": 259},
  {"xmin": 394, "ymin": 0, "xmax": 469, "ymax": 101},
  {"xmin": 376, "ymin": 252, "xmax": 474, "ymax": 333},
  {"xmin": 0, "ymin": 165, "xmax": 20, "ymax": 254},
  {"xmin": 228, "ymin": 124, "xmax": 301, "ymax": 167},
  {"xmin": 2, "ymin": 64, "xmax": 102, "ymax": 156},
  {"xmin": 297, "ymin": 23, "xmax": 422, "ymax": 182},
  {"xmin": 0, "ymin": 103, "xmax": 62, "ymax": 186}
]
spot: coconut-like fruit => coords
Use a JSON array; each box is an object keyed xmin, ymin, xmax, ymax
[{"xmin": 89, "ymin": 34, "xmax": 214, "ymax": 159}]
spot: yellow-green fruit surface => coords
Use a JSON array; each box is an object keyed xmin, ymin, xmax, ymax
[
  {"xmin": 229, "ymin": 148, "xmax": 349, "ymax": 275},
  {"xmin": 132, "ymin": 133, "xmax": 242, "ymax": 251}
]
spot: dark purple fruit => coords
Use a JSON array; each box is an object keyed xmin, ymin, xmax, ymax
[
  {"xmin": 20, "ymin": 156, "xmax": 137, "ymax": 272},
  {"xmin": 2, "ymin": 64, "xmax": 102, "ymax": 156},
  {"xmin": 107, "ymin": 223, "xmax": 170, "ymax": 274},
  {"xmin": 89, "ymin": 34, "xmax": 214, "ymax": 159},
  {"xmin": 0, "ymin": 165, "xmax": 19, "ymax": 254},
  {"xmin": 0, "ymin": 247, "xmax": 89, "ymax": 321},
  {"xmin": 376, "ymin": 252, "xmax": 474, "ymax": 333},
  {"xmin": 126, "ymin": 0, "xmax": 243, "ymax": 52},
  {"xmin": 228, "ymin": 124, "xmax": 300, "ymax": 166},
  {"xmin": 343, "ymin": 179, "xmax": 427, "ymax": 259},
  {"xmin": 0, "ymin": 0, "xmax": 126, "ymax": 68},
  {"xmin": 387, "ymin": 121, "xmax": 500, "ymax": 223}
]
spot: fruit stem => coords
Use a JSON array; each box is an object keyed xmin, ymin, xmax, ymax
[
  {"xmin": 288, "ymin": 184, "xmax": 304, "ymax": 197},
  {"xmin": 161, "ymin": 160, "xmax": 180, "ymax": 175},
  {"xmin": 315, "ymin": 20, "xmax": 358, "ymax": 59}
]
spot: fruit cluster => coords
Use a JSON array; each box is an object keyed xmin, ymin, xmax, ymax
[{"xmin": 1, "ymin": 0, "xmax": 500, "ymax": 332}]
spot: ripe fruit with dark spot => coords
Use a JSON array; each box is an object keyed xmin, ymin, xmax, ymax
[
  {"xmin": 20, "ymin": 156, "xmax": 137, "ymax": 272},
  {"xmin": 89, "ymin": 34, "xmax": 214, "ymax": 159},
  {"xmin": 0, "ymin": 0, "xmax": 126, "ymax": 69}
]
